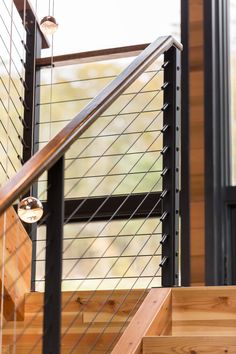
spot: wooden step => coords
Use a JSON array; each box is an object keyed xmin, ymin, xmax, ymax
[
  {"xmin": 24, "ymin": 289, "xmax": 147, "ymax": 318},
  {"xmin": 3, "ymin": 329, "xmax": 122, "ymax": 352},
  {"xmin": 2, "ymin": 346, "xmax": 74, "ymax": 354},
  {"xmin": 0, "ymin": 207, "xmax": 32, "ymax": 320},
  {"xmin": 172, "ymin": 286, "xmax": 236, "ymax": 336},
  {"xmin": 111, "ymin": 288, "xmax": 171, "ymax": 354},
  {"xmin": 142, "ymin": 336, "xmax": 236, "ymax": 354},
  {"xmin": 3, "ymin": 345, "xmax": 118, "ymax": 354},
  {"xmin": 3, "ymin": 320, "xmax": 126, "ymax": 336},
  {"xmin": 111, "ymin": 286, "xmax": 236, "ymax": 354},
  {"xmin": 2, "ymin": 289, "xmax": 148, "ymax": 353}
]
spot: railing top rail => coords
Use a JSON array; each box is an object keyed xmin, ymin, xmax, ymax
[
  {"xmin": 36, "ymin": 44, "xmax": 150, "ymax": 68},
  {"xmin": 0, "ymin": 35, "xmax": 182, "ymax": 215}
]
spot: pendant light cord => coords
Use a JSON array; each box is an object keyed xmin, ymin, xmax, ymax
[{"xmin": 49, "ymin": 0, "xmax": 55, "ymax": 140}]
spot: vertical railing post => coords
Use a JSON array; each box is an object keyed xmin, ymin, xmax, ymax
[
  {"xmin": 22, "ymin": 10, "xmax": 42, "ymax": 290},
  {"xmin": 162, "ymin": 46, "xmax": 181, "ymax": 287},
  {"xmin": 43, "ymin": 156, "xmax": 64, "ymax": 354},
  {"xmin": 22, "ymin": 10, "xmax": 42, "ymax": 164}
]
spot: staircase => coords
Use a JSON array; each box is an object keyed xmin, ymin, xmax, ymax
[
  {"xmin": 2, "ymin": 289, "xmax": 148, "ymax": 353},
  {"xmin": 0, "ymin": 35, "xmax": 182, "ymax": 353},
  {"xmin": 112, "ymin": 286, "xmax": 236, "ymax": 354},
  {"xmin": 3, "ymin": 286, "xmax": 236, "ymax": 353}
]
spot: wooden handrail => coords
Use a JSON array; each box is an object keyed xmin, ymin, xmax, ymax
[
  {"xmin": 36, "ymin": 44, "xmax": 150, "ymax": 67},
  {"xmin": 0, "ymin": 36, "xmax": 182, "ymax": 215}
]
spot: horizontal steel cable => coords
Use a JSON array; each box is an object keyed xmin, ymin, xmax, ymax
[
  {"xmin": 39, "ymin": 88, "xmax": 161, "ymax": 106},
  {"xmin": 103, "ymin": 262, "xmax": 163, "ymax": 353},
  {"xmin": 1, "ymin": 58, "xmax": 168, "ymax": 352},
  {"xmin": 38, "ymin": 108, "xmax": 161, "ymax": 125},
  {"xmin": 63, "ymin": 92, "xmax": 163, "ymax": 222},
  {"xmin": 30, "ymin": 187, "xmax": 164, "ymax": 353},
  {"xmin": 11, "ymin": 140, "xmax": 165, "ymax": 350},
  {"xmin": 38, "ymin": 69, "xmax": 161, "ymax": 87},
  {"xmin": 0, "ymin": 36, "xmax": 25, "ymax": 83},
  {"xmin": 89, "ymin": 246, "xmax": 164, "ymax": 354},
  {"xmin": 1, "ymin": 0, "xmax": 26, "ymax": 40},
  {"xmin": 61, "ymin": 186, "xmax": 165, "ymax": 351},
  {"xmin": 34, "ymin": 232, "xmax": 162, "ymax": 243}
]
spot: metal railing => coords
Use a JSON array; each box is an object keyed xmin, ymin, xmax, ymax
[
  {"xmin": 35, "ymin": 56, "xmax": 165, "ymax": 293},
  {"xmin": 0, "ymin": 0, "xmax": 26, "ymax": 185},
  {"xmin": 0, "ymin": 35, "xmax": 182, "ymax": 354}
]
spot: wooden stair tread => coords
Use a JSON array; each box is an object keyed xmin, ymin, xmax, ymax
[
  {"xmin": 3, "ymin": 331, "xmax": 123, "ymax": 344},
  {"xmin": 142, "ymin": 335, "xmax": 236, "ymax": 354},
  {"xmin": 2, "ymin": 289, "xmax": 146, "ymax": 353},
  {"xmin": 3, "ymin": 332, "xmax": 123, "ymax": 353},
  {"xmin": 0, "ymin": 207, "xmax": 32, "ymax": 320},
  {"xmin": 3, "ymin": 321, "xmax": 128, "ymax": 333},
  {"xmin": 111, "ymin": 286, "xmax": 236, "ymax": 354},
  {"xmin": 3, "ymin": 344, "xmax": 110, "ymax": 354},
  {"xmin": 24, "ymin": 289, "xmax": 147, "ymax": 313}
]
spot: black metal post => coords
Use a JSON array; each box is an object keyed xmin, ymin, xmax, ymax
[
  {"xmin": 204, "ymin": 0, "xmax": 231, "ymax": 285},
  {"xmin": 22, "ymin": 10, "xmax": 42, "ymax": 164},
  {"xmin": 161, "ymin": 47, "xmax": 181, "ymax": 287},
  {"xmin": 43, "ymin": 156, "xmax": 64, "ymax": 354},
  {"xmin": 229, "ymin": 206, "xmax": 236, "ymax": 283},
  {"xmin": 22, "ymin": 10, "xmax": 43, "ymax": 290},
  {"xmin": 180, "ymin": 0, "xmax": 190, "ymax": 286}
]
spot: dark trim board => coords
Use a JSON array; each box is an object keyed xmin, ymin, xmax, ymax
[
  {"xmin": 14, "ymin": 192, "xmax": 162, "ymax": 223},
  {"xmin": 36, "ymin": 44, "xmax": 150, "ymax": 67},
  {"xmin": 224, "ymin": 187, "xmax": 236, "ymax": 205},
  {"xmin": 229, "ymin": 207, "xmax": 236, "ymax": 283},
  {"xmin": 41, "ymin": 192, "xmax": 163, "ymax": 223},
  {"xmin": 224, "ymin": 186, "xmax": 236, "ymax": 284},
  {"xmin": 180, "ymin": 0, "xmax": 190, "ymax": 286},
  {"xmin": 63, "ymin": 192, "xmax": 162, "ymax": 222},
  {"xmin": 204, "ymin": 0, "xmax": 231, "ymax": 285}
]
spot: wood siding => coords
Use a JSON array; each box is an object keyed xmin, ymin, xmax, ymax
[
  {"xmin": 0, "ymin": 207, "xmax": 32, "ymax": 320},
  {"xmin": 189, "ymin": 0, "xmax": 205, "ymax": 285}
]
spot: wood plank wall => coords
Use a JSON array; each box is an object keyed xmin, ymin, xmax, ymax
[
  {"xmin": 189, "ymin": 0, "xmax": 205, "ymax": 285},
  {"xmin": 0, "ymin": 207, "xmax": 32, "ymax": 320}
]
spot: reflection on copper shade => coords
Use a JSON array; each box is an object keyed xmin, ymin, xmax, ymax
[{"xmin": 18, "ymin": 197, "xmax": 43, "ymax": 223}]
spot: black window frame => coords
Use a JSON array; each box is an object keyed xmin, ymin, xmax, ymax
[
  {"xmin": 180, "ymin": 0, "xmax": 190, "ymax": 286},
  {"xmin": 204, "ymin": 0, "xmax": 236, "ymax": 285}
]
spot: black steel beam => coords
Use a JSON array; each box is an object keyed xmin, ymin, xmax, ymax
[
  {"xmin": 180, "ymin": 0, "xmax": 190, "ymax": 286},
  {"xmin": 43, "ymin": 157, "xmax": 64, "ymax": 354},
  {"xmin": 162, "ymin": 47, "xmax": 181, "ymax": 287},
  {"xmin": 21, "ymin": 10, "xmax": 42, "ymax": 291},
  {"xmin": 224, "ymin": 186, "xmax": 236, "ymax": 205},
  {"xmin": 204, "ymin": 0, "xmax": 231, "ymax": 285},
  {"xmin": 22, "ymin": 10, "xmax": 42, "ymax": 165},
  {"xmin": 229, "ymin": 207, "xmax": 236, "ymax": 283},
  {"xmin": 41, "ymin": 192, "xmax": 162, "ymax": 223}
]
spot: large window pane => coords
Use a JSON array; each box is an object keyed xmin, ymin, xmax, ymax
[{"xmin": 33, "ymin": 0, "xmax": 180, "ymax": 57}]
